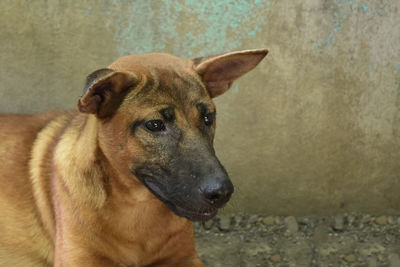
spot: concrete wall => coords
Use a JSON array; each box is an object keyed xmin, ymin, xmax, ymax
[{"xmin": 1, "ymin": 0, "xmax": 399, "ymax": 215}]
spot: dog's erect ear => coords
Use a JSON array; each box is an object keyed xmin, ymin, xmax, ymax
[
  {"xmin": 78, "ymin": 68, "xmax": 138, "ymax": 118},
  {"xmin": 193, "ymin": 49, "xmax": 268, "ymax": 98}
]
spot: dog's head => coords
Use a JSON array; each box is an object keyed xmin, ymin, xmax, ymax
[{"xmin": 77, "ymin": 49, "xmax": 268, "ymax": 221}]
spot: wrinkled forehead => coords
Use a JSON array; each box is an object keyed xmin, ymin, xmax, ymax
[
  {"xmin": 136, "ymin": 69, "xmax": 210, "ymax": 108},
  {"xmin": 109, "ymin": 53, "xmax": 213, "ymax": 109}
]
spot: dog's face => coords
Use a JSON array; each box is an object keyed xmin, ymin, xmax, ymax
[{"xmin": 78, "ymin": 49, "xmax": 268, "ymax": 221}]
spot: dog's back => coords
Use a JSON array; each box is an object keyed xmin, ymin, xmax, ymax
[{"xmin": 0, "ymin": 112, "xmax": 63, "ymax": 266}]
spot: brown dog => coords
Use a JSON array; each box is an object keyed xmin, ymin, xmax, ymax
[{"xmin": 0, "ymin": 49, "xmax": 267, "ymax": 266}]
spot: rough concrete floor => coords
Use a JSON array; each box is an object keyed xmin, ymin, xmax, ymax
[{"xmin": 194, "ymin": 214, "xmax": 400, "ymax": 267}]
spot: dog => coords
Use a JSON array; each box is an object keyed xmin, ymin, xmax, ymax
[{"xmin": 0, "ymin": 48, "xmax": 267, "ymax": 266}]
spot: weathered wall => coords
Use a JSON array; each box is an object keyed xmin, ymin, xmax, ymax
[{"xmin": 1, "ymin": 0, "xmax": 399, "ymax": 215}]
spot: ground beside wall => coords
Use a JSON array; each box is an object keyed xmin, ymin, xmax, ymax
[{"xmin": 195, "ymin": 213, "xmax": 400, "ymax": 266}]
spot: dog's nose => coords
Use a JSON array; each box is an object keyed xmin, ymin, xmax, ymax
[{"xmin": 200, "ymin": 178, "xmax": 234, "ymax": 207}]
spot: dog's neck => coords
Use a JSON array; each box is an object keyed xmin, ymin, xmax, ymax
[
  {"xmin": 50, "ymin": 113, "xmax": 190, "ymax": 265},
  {"xmin": 54, "ymin": 114, "xmax": 107, "ymax": 209},
  {"xmin": 54, "ymin": 113, "xmax": 158, "ymax": 208}
]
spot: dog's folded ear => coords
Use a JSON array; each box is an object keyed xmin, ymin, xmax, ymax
[
  {"xmin": 78, "ymin": 68, "xmax": 138, "ymax": 118},
  {"xmin": 193, "ymin": 49, "xmax": 268, "ymax": 98}
]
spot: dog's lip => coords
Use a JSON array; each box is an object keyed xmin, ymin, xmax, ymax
[
  {"xmin": 144, "ymin": 178, "xmax": 168, "ymax": 200},
  {"xmin": 173, "ymin": 205, "xmax": 218, "ymax": 221},
  {"xmin": 142, "ymin": 177, "xmax": 218, "ymax": 221}
]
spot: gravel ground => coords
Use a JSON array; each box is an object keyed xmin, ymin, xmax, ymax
[{"xmin": 194, "ymin": 214, "xmax": 400, "ymax": 267}]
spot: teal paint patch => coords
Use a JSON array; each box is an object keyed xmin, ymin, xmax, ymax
[
  {"xmin": 396, "ymin": 63, "xmax": 400, "ymax": 71},
  {"xmin": 315, "ymin": 0, "xmax": 362, "ymax": 50},
  {"xmin": 113, "ymin": 1, "xmax": 162, "ymax": 56},
  {"xmin": 232, "ymin": 84, "xmax": 239, "ymax": 94},
  {"xmin": 113, "ymin": 0, "xmax": 270, "ymax": 58},
  {"xmin": 369, "ymin": 64, "xmax": 377, "ymax": 72},
  {"xmin": 361, "ymin": 4, "xmax": 369, "ymax": 13}
]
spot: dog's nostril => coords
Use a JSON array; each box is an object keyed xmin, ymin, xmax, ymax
[
  {"xmin": 204, "ymin": 191, "xmax": 222, "ymax": 204},
  {"xmin": 199, "ymin": 176, "xmax": 234, "ymax": 207},
  {"xmin": 202, "ymin": 186, "xmax": 232, "ymax": 207},
  {"xmin": 208, "ymin": 192, "xmax": 223, "ymax": 204}
]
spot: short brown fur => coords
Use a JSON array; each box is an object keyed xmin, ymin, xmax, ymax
[{"xmin": 0, "ymin": 49, "xmax": 267, "ymax": 266}]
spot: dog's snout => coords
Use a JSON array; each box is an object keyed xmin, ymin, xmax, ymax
[{"xmin": 200, "ymin": 178, "xmax": 234, "ymax": 207}]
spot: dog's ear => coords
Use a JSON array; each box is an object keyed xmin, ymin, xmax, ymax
[
  {"xmin": 78, "ymin": 68, "xmax": 138, "ymax": 118},
  {"xmin": 193, "ymin": 49, "xmax": 268, "ymax": 98}
]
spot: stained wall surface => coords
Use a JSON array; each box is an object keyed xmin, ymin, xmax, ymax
[{"xmin": 1, "ymin": 0, "xmax": 399, "ymax": 215}]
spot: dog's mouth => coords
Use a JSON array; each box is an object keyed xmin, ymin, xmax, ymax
[{"xmin": 143, "ymin": 178, "xmax": 218, "ymax": 222}]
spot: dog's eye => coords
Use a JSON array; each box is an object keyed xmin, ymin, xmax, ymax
[
  {"xmin": 203, "ymin": 113, "xmax": 214, "ymax": 126},
  {"xmin": 145, "ymin": 120, "xmax": 166, "ymax": 132}
]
